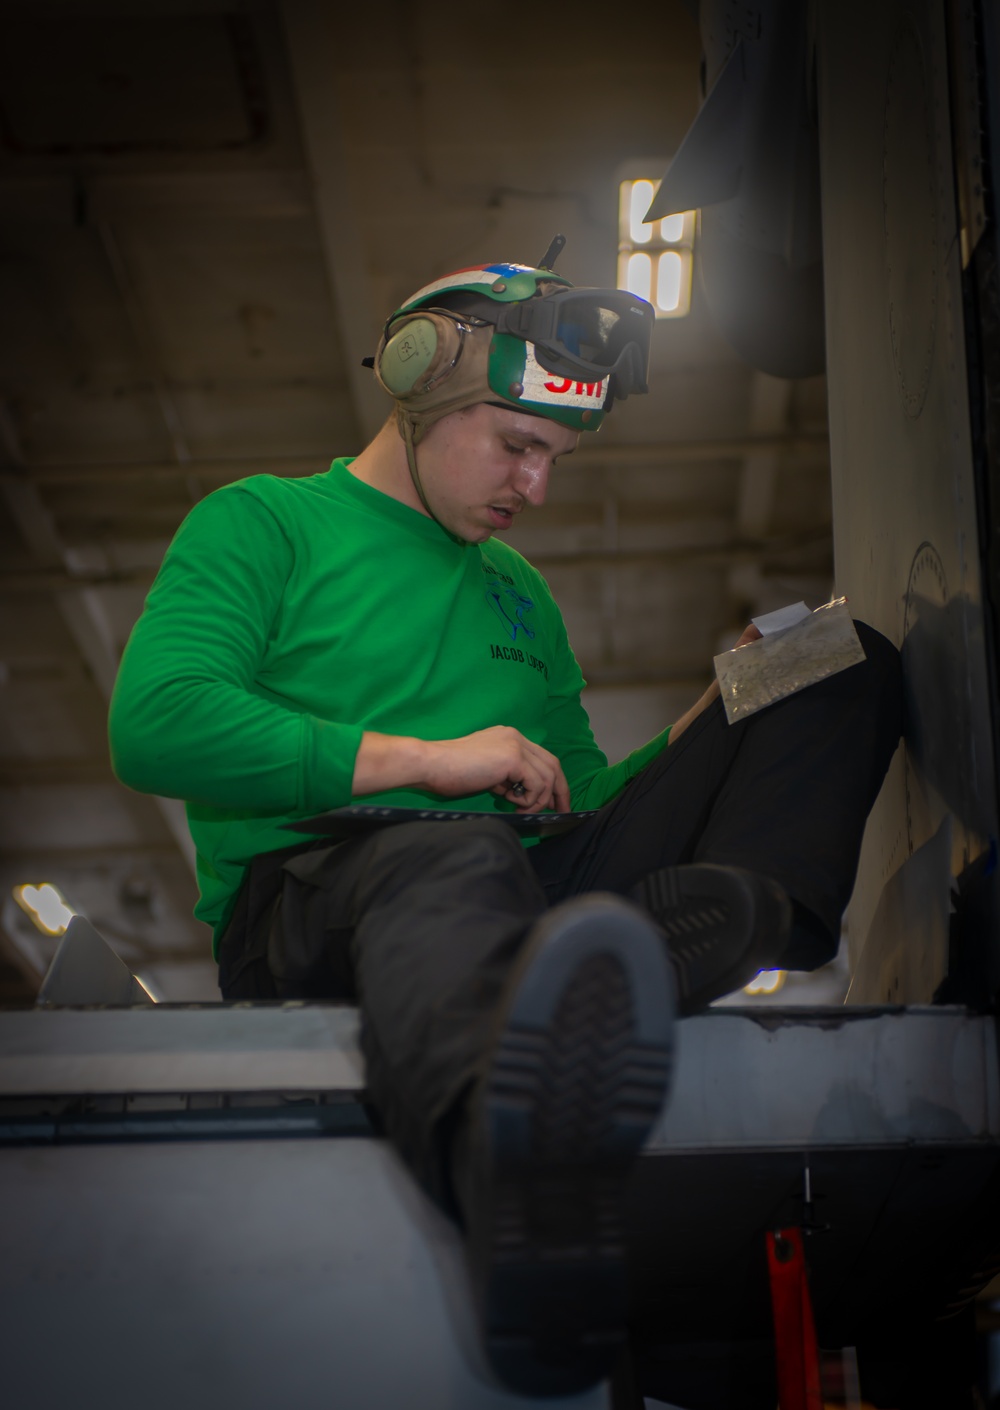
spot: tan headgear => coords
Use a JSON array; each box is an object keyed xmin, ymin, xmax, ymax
[{"xmin": 373, "ymin": 310, "xmax": 496, "ymax": 451}]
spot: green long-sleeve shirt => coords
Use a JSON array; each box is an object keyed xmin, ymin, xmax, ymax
[{"xmin": 109, "ymin": 461, "xmax": 671, "ymax": 947}]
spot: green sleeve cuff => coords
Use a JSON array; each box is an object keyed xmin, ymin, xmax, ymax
[
  {"xmin": 300, "ymin": 716, "xmax": 365, "ymax": 812},
  {"xmin": 623, "ymin": 724, "xmax": 671, "ymax": 776}
]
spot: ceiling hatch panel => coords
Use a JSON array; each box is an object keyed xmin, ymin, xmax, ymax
[
  {"xmin": 0, "ymin": 214, "xmax": 357, "ymax": 463},
  {"xmin": 0, "ymin": 14, "xmax": 265, "ymax": 156}
]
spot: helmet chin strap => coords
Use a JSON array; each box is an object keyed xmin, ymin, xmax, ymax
[{"xmin": 398, "ymin": 410, "xmax": 468, "ymax": 546}]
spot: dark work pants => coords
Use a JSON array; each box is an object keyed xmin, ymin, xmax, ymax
[{"xmin": 218, "ymin": 621, "xmax": 902, "ymax": 1202}]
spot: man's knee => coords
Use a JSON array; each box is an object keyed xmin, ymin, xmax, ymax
[
  {"xmin": 852, "ymin": 619, "xmax": 904, "ymax": 738},
  {"xmin": 854, "ymin": 618, "xmax": 902, "ymax": 687}
]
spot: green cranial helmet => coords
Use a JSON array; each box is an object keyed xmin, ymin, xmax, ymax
[{"xmin": 374, "ymin": 258, "xmax": 655, "ymax": 439}]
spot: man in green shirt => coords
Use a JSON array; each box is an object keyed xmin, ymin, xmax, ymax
[{"xmin": 110, "ymin": 258, "xmax": 901, "ymax": 1396}]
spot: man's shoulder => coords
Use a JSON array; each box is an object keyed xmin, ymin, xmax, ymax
[
  {"xmin": 213, "ymin": 464, "xmax": 346, "ymax": 510},
  {"xmin": 186, "ymin": 465, "xmax": 351, "ymax": 533},
  {"xmin": 164, "ymin": 467, "xmax": 354, "ymax": 567}
]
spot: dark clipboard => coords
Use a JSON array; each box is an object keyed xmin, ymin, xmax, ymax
[{"xmin": 284, "ymin": 803, "xmax": 600, "ymax": 842}]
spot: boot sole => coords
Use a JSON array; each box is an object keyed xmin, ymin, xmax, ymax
[
  {"xmin": 468, "ymin": 895, "xmax": 675, "ymax": 1396},
  {"xmin": 636, "ymin": 864, "xmax": 792, "ymax": 1013}
]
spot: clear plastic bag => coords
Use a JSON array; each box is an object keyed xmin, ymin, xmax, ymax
[{"xmin": 713, "ymin": 598, "xmax": 866, "ymax": 724}]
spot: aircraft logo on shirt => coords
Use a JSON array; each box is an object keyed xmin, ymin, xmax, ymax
[{"xmin": 486, "ymin": 583, "xmax": 536, "ymax": 642}]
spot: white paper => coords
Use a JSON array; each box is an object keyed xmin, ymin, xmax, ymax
[{"xmin": 752, "ymin": 601, "xmax": 812, "ymax": 636}]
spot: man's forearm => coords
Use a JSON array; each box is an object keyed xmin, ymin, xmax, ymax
[
  {"xmin": 352, "ymin": 727, "xmax": 571, "ymax": 813},
  {"xmin": 668, "ymin": 680, "xmax": 720, "ymax": 746},
  {"xmin": 352, "ymin": 732, "xmax": 431, "ymax": 795}
]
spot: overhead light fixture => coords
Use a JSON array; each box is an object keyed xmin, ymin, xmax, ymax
[
  {"xmin": 744, "ymin": 969, "xmax": 787, "ymax": 996},
  {"xmin": 12, "ymin": 883, "xmax": 76, "ymax": 936},
  {"xmin": 617, "ymin": 178, "xmax": 696, "ymax": 318}
]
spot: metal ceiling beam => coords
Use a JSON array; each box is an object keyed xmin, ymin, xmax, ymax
[
  {"xmin": 281, "ymin": 0, "xmax": 387, "ymax": 444},
  {"xmin": 1, "ymin": 435, "xmax": 830, "ymax": 487},
  {"xmin": 94, "ymin": 217, "xmax": 203, "ymax": 507},
  {"xmin": 0, "ymin": 171, "xmax": 314, "ymax": 224}
]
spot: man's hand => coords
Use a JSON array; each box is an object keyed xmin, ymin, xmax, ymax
[
  {"xmin": 668, "ymin": 622, "xmax": 762, "ymax": 746},
  {"xmin": 353, "ymin": 726, "xmax": 571, "ymax": 813},
  {"xmin": 420, "ymin": 727, "xmax": 571, "ymax": 812}
]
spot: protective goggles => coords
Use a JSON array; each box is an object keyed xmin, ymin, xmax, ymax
[{"xmin": 489, "ymin": 288, "xmax": 654, "ymax": 401}]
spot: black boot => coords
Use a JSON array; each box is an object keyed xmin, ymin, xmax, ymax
[
  {"xmin": 632, "ymin": 863, "xmax": 793, "ymax": 1014},
  {"xmin": 452, "ymin": 893, "xmax": 676, "ymax": 1397}
]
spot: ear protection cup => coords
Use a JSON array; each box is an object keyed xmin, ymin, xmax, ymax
[{"xmin": 375, "ymin": 312, "xmax": 467, "ymax": 399}]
